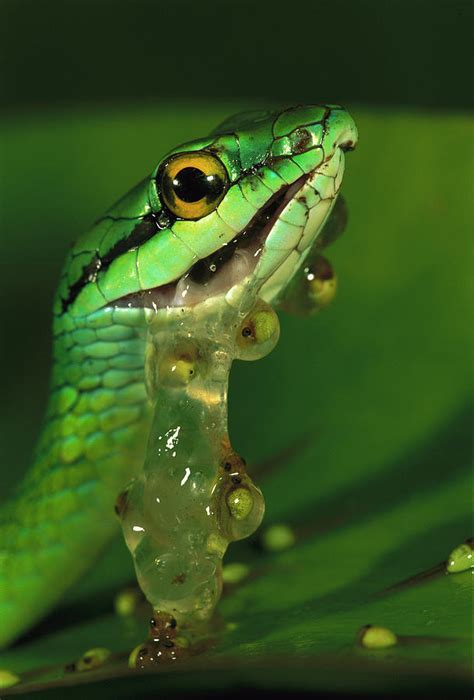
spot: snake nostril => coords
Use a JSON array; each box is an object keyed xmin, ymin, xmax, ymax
[
  {"xmin": 291, "ymin": 128, "xmax": 313, "ymax": 154},
  {"xmin": 340, "ymin": 140, "xmax": 355, "ymax": 152}
]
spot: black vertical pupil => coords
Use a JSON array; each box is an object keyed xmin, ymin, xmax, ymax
[{"xmin": 172, "ymin": 167, "xmax": 222, "ymax": 203}]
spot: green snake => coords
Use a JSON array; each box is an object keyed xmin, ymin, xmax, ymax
[{"xmin": 0, "ymin": 105, "xmax": 357, "ymax": 648}]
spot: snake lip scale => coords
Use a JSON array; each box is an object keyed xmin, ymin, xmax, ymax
[{"xmin": 112, "ymin": 173, "xmax": 309, "ymax": 311}]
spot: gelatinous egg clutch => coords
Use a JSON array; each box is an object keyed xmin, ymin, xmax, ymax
[{"xmin": 117, "ymin": 298, "xmax": 278, "ymax": 623}]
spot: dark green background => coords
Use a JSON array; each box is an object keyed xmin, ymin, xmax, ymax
[{"xmin": 0, "ymin": 0, "xmax": 473, "ymax": 113}]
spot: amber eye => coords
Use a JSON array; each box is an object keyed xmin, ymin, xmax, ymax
[{"xmin": 159, "ymin": 152, "xmax": 229, "ymax": 220}]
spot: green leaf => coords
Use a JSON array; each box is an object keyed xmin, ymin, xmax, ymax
[{"xmin": 0, "ymin": 105, "xmax": 471, "ymax": 696}]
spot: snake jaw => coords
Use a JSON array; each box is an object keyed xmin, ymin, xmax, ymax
[
  {"xmin": 112, "ymin": 152, "xmax": 344, "ymax": 313},
  {"xmin": 111, "ymin": 150, "xmax": 346, "ymax": 313},
  {"xmin": 112, "ymin": 174, "xmax": 309, "ymax": 311},
  {"xmin": 258, "ymin": 151, "xmax": 347, "ymax": 303},
  {"xmin": 61, "ymin": 105, "xmax": 358, "ymax": 320},
  {"xmin": 111, "ymin": 110, "xmax": 355, "ymax": 312}
]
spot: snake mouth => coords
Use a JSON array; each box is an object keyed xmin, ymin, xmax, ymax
[{"xmin": 113, "ymin": 174, "xmax": 308, "ymax": 310}]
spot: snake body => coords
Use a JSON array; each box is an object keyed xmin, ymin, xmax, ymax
[{"xmin": 0, "ymin": 105, "xmax": 357, "ymax": 647}]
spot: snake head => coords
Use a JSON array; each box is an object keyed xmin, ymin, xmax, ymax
[{"xmin": 58, "ymin": 105, "xmax": 357, "ymax": 320}]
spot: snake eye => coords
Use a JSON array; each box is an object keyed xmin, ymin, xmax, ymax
[{"xmin": 159, "ymin": 152, "xmax": 229, "ymax": 220}]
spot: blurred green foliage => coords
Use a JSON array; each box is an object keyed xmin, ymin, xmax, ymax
[{"xmin": 0, "ymin": 104, "xmax": 472, "ymax": 696}]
